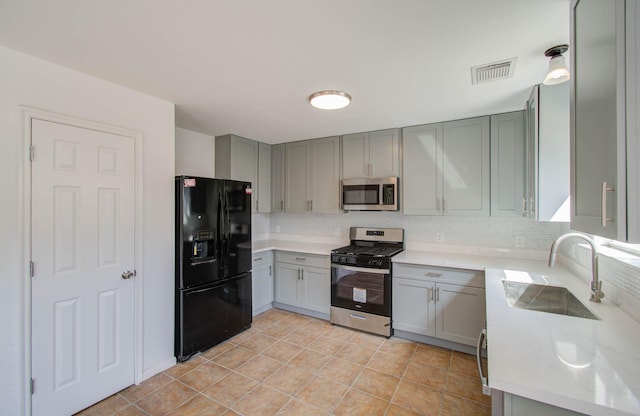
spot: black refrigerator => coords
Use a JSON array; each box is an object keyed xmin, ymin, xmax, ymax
[{"xmin": 175, "ymin": 176, "xmax": 252, "ymax": 362}]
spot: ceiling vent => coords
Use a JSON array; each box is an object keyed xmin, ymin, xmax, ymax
[{"xmin": 471, "ymin": 58, "xmax": 517, "ymax": 85}]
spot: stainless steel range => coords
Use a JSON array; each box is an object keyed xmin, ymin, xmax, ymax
[{"xmin": 330, "ymin": 227, "xmax": 404, "ymax": 337}]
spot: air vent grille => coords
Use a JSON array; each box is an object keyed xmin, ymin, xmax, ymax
[{"xmin": 471, "ymin": 58, "xmax": 517, "ymax": 85}]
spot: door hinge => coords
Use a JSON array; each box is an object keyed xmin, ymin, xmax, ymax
[
  {"xmin": 30, "ymin": 261, "xmax": 35, "ymax": 278},
  {"xmin": 30, "ymin": 378, "xmax": 35, "ymax": 394},
  {"xmin": 30, "ymin": 145, "xmax": 35, "ymax": 161}
]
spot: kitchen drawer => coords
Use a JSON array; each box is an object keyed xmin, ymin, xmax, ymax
[
  {"xmin": 276, "ymin": 251, "xmax": 329, "ymax": 269},
  {"xmin": 393, "ymin": 264, "xmax": 484, "ymax": 288},
  {"xmin": 252, "ymin": 251, "xmax": 272, "ymax": 267}
]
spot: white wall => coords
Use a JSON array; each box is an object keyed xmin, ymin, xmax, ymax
[
  {"xmin": 175, "ymin": 127, "xmax": 215, "ymax": 177},
  {"xmin": 0, "ymin": 45, "xmax": 175, "ymax": 415}
]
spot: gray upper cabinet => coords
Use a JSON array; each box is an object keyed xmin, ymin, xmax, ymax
[
  {"xmin": 570, "ymin": 0, "xmax": 639, "ymax": 242},
  {"xmin": 285, "ymin": 141, "xmax": 309, "ymax": 213},
  {"xmin": 285, "ymin": 137, "xmax": 340, "ymax": 214},
  {"xmin": 271, "ymin": 144, "xmax": 285, "ymax": 213},
  {"xmin": 310, "ymin": 137, "xmax": 340, "ymax": 213},
  {"xmin": 491, "ymin": 111, "xmax": 525, "ymax": 217},
  {"xmin": 342, "ymin": 129, "xmax": 400, "ymax": 178},
  {"xmin": 402, "ymin": 123, "xmax": 443, "ymax": 215},
  {"xmin": 402, "ymin": 117, "xmax": 490, "ymax": 216},
  {"xmin": 215, "ymin": 134, "xmax": 259, "ymax": 213},
  {"xmin": 257, "ymin": 142, "xmax": 271, "ymax": 213},
  {"xmin": 443, "ymin": 117, "xmax": 490, "ymax": 216},
  {"xmin": 524, "ymin": 84, "xmax": 570, "ymax": 222}
]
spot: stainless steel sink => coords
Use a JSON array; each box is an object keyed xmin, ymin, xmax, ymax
[{"xmin": 502, "ymin": 281, "xmax": 600, "ymax": 320}]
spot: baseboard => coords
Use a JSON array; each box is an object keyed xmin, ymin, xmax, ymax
[
  {"xmin": 253, "ymin": 303, "xmax": 273, "ymax": 316},
  {"xmin": 393, "ymin": 329, "xmax": 476, "ymax": 355},
  {"xmin": 273, "ymin": 303, "xmax": 330, "ymax": 321},
  {"xmin": 141, "ymin": 357, "xmax": 176, "ymax": 382}
]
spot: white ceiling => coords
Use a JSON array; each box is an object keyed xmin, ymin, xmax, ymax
[{"xmin": 0, "ymin": 0, "xmax": 570, "ymax": 144}]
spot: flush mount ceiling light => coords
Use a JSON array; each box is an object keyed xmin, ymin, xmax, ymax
[
  {"xmin": 309, "ymin": 90, "xmax": 352, "ymax": 110},
  {"xmin": 543, "ymin": 44, "xmax": 570, "ymax": 85}
]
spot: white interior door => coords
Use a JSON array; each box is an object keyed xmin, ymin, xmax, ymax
[{"xmin": 31, "ymin": 119, "xmax": 136, "ymax": 416}]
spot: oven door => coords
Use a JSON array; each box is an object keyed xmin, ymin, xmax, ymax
[{"xmin": 331, "ymin": 264, "xmax": 391, "ymax": 316}]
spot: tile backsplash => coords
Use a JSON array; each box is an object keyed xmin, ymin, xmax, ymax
[{"xmin": 268, "ymin": 212, "xmax": 569, "ymax": 251}]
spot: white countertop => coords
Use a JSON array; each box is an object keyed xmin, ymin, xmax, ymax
[
  {"xmin": 393, "ymin": 250, "xmax": 640, "ymax": 416},
  {"xmin": 252, "ymin": 239, "xmax": 339, "ymax": 256}
]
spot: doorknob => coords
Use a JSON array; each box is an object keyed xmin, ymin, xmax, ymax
[{"xmin": 121, "ymin": 270, "xmax": 136, "ymax": 280}]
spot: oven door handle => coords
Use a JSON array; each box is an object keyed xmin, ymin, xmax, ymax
[{"xmin": 331, "ymin": 264, "xmax": 390, "ymax": 275}]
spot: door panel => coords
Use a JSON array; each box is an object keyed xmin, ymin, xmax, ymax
[
  {"xmin": 341, "ymin": 132, "xmax": 368, "ymax": 178},
  {"xmin": 285, "ymin": 142, "xmax": 309, "ymax": 213},
  {"xmin": 310, "ymin": 136, "xmax": 340, "ymax": 214},
  {"xmin": 301, "ymin": 266, "xmax": 330, "ymax": 314},
  {"xmin": 443, "ymin": 117, "xmax": 490, "ymax": 216},
  {"xmin": 369, "ymin": 129, "xmax": 399, "ymax": 178},
  {"xmin": 31, "ymin": 119, "xmax": 135, "ymax": 416},
  {"xmin": 392, "ymin": 277, "xmax": 435, "ymax": 336},
  {"xmin": 402, "ymin": 124, "xmax": 443, "ymax": 215},
  {"xmin": 275, "ymin": 263, "xmax": 300, "ymax": 306},
  {"xmin": 436, "ymin": 283, "xmax": 486, "ymax": 346}
]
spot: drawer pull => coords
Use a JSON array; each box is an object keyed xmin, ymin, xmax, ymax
[
  {"xmin": 350, "ymin": 313, "xmax": 366, "ymax": 320},
  {"xmin": 295, "ymin": 257, "xmax": 306, "ymax": 261},
  {"xmin": 254, "ymin": 257, "xmax": 263, "ymax": 262},
  {"xmin": 425, "ymin": 272, "xmax": 442, "ymax": 278}
]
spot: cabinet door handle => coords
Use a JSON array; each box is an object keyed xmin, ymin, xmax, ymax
[
  {"xmin": 301, "ymin": 269, "xmax": 304, "ymax": 280},
  {"xmin": 310, "ymin": 200, "xmax": 313, "ymax": 211},
  {"xmin": 297, "ymin": 269, "xmax": 301, "ymax": 280},
  {"xmin": 601, "ymin": 181, "xmax": 615, "ymax": 227},
  {"xmin": 429, "ymin": 287, "xmax": 434, "ymax": 302},
  {"xmin": 281, "ymin": 200, "xmax": 284, "ymax": 211},
  {"xmin": 436, "ymin": 287, "xmax": 440, "ymax": 301},
  {"xmin": 436, "ymin": 197, "xmax": 440, "ymax": 212},
  {"xmin": 522, "ymin": 197, "xmax": 527, "ymax": 216},
  {"xmin": 256, "ymin": 200, "xmax": 259, "ymax": 211},
  {"xmin": 269, "ymin": 265, "xmax": 272, "ymax": 276}
]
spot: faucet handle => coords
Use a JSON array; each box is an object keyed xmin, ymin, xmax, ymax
[{"xmin": 590, "ymin": 281, "xmax": 604, "ymax": 303}]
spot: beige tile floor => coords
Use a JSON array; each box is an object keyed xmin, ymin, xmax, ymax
[{"xmin": 76, "ymin": 309, "xmax": 490, "ymax": 416}]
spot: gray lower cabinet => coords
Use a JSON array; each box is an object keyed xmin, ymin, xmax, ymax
[
  {"xmin": 252, "ymin": 251, "xmax": 273, "ymax": 316},
  {"xmin": 402, "ymin": 116, "xmax": 490, "ymax": 216},
  {"xmin": 274, "ymin": 251, "xmax": 330, "ymax": 318},
  {"xmin": 285, "ymin": 137, "xmax": 340, "ymax": 214},
  {"xmin": 393, "ymin": 264, "xmax": 485, "ymax": 347}
]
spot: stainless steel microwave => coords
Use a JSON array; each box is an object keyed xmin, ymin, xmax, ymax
[{"xmin": 341, "ymin": 177, "xmax": 398, "ymax": 211}]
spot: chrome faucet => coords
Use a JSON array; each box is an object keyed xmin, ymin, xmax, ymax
[{"xmin": 548, "ymin": 233, "xmax": 604, "ymax": 302}]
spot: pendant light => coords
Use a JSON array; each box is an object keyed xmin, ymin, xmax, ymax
[
  {"xmin": 543, "ymin": 44, "xmax": 570, "ymax": 85},
  {"xmin": 309, "ymin": 90, "xmax": 352, "ymax": 110}
]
